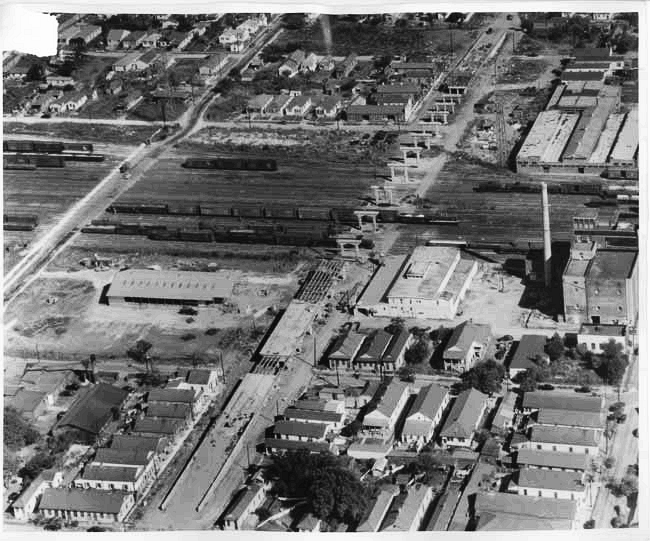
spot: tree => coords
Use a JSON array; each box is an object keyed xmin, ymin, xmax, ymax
[
  {"xmin": 404, "ymin": 336, "xmax": 432, "ymax": 365},
  {"xmin": 26, "ymin": 63, "xmax": 44, "ymax": 82},
  {"xmin": 460, "ymin": 359, "xmax": 506, "ymax": 395},
  {"xmin": 4, "ymin": 407, "xmax": 40, "ymax": 450},
  {"xmin": 127, "ymin": 339, "xmax": 153, "ymax": 372},
  {"xmin": 512, "ymin": 364, "xmax": 546, "ymax": 392},
  {"xmin": 545, "ymin": 333, "xmax": 565, "ymax": 361},
  {"xmin": 385, "ymin": 317, "xmax": 406, "ymax": 335},
  {"xmin": 407, "ymin": 453, "xmax": 443, "ymax": 483},
  {"xmin": 397, "ymin": 365, "xmax": 415, "ymax": 383},
  {"xmin": 18, "ymin": 452, "xmax": 55, "ymax": 482}
]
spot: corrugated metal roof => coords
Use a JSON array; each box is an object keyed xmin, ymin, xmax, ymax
[
  {"xmin": 516, "ymin": 449, "xmax": 589, "ymax": 470},
  {"xmin": 57, "ymin": 383, "xmax": 128, "ymax": 435},
  {"xmin": 516, "ymin": 468, "xmax": 585, "ymax": 492},
  {"xmin": 529, "ymin": 425, "xmax": 600, "ymax": 447},
  {"xmin": 273, "ymin": 420, "xmax": 328, "ymax": 439},
  {"xmin": 610, "ymin": 108, "xmax": 638, "ymax": 162},
  {"xmin": 522, "ymin": 391, "xmax": 602, "ymax": 412},
  {"xmin": 589, "ymin": 113, "xmax": 626, "ymax": 163},
  {"xmin": 108, "ymin": 269, "xmax": 233, "ymax": 302}
]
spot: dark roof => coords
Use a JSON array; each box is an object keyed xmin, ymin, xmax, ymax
[
  {"xmin": 148, "ymin": 388, "xmax": 195, "ymax": 404},
  {"xmin": 81, "ymin": 465, "xmax": 140, "ymax": 483},
  {"xmin": 7, "ymin": 389, "xmax": 46, "ymax": 415},
  {"xmin": 407, "ymin": 384, "xmax": 448, "ymax": 421},
  {"xmin": 376, "ymin": 83, "xmax": 419, "ymax": 94},
  {"xmin": 475, "ymin": 492, "xmax": 577, "ymax": 520},
  {"xmin": 132, "ymin": 417, "xmax": 181, "ymax": 435},
  {"xmin": 573, "ymin": 47, "xmax": 611, "ymax": 60},
  {"xmin": 516, "ymin": 449, "xmax": 589, "ymax": 470},
  {"xmin": 110, "ymin": 434, "xmax": 164, "ymax": 453},
  {"xmin": 578, "ymin": 324, "xmax": 626, "ymax": 336},
  {"xmin": 223, "ymin": 485, "xmax": 265, "ymax": 522},
  {"xmin": 561, "ymin": 71, "xmax": 605, "ymax": 81},
  {"xmin": 536, "ymin": 408, "xmax": 603, "ymax": 429},
  {"xmin": 522, "ymin": 392, "xmax": 602, "ymax": 413},
  {"xmin": 93, "ymin": 447, "xmax": 152, "ymax": 466},
  {"xmin": 374, "ymin": 379, "xmax": 409, "ymax": 418},
  {"xmin": 146, "ymin": 402, "xmax": 191, "ymax": 419},
  {"xmin": 293, "ymin": 399, "xmax": 327, "ymax": 411},
  {"xmin": 587, "ymin": 249, "xmax": 637, "ymax": 280},
  {"xmin": 329, "ymin": 332, "xmax": 365, "ymax": 360},
  {"xmin": 516, "ymin": 468, "xmax": 585, "ymax": 492},
  {"xmin": 383, "ymin": 327, "xmax": 412, "ymax": 364},
  {"xmin": 57, "ymin": 384, "xmax": 128, "ymax": 435},
  {"xmin": 186, "ymin": 369, "xmax": 212, "ymax": 385},
  {"xmin": 530, "ymin": 425, "xmax": 600, "ymax": 447},
  {"xmin": 440, "ymin": 388, "xmax": 487, "ymax": 439},
  {"xmin": 40, "ymin": 488, "xmax": 131, "ymax": 514},
  {"xmin": 357, "ymin": 330, "xmax": 393, "ymax": 363},
  {"xmin": 509, "ymin": 335, "xmax": 548, "ymax": 371},
  {"xmin": 283, "ymin": 407, "xmax": 343, "ymax": 423},
  {"xmin": 444, "ymin": 321, "xmax": 492, "ymax": 360},
  {"xmin": 273, "ymin": 420, "xmax": 328, "ymax": 439},
  {"xmin": 346, "ymin": 105, "xmax": 405, "ymax": 115},
  {"xmin": 264, "ymin": 438, "xmax": 331, "ymax": 453}
]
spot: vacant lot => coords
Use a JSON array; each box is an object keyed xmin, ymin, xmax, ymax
[
  {"xmin": 3, "ymin": 122, "xmax": 163, "ymax": 145},
  {"xmin": 274, "ymin": 15, "xmax": 479, "ymax": 57},
  {"xmin": 4, "ymin": 266, "xmax": 301, "ymax": 364}
]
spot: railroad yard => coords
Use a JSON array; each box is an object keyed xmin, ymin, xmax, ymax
[{"xmin": 3, "ymin": 10, "xmax": 641, "ymax": 537}]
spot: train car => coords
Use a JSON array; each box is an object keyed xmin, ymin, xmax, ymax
[
  {"xmin": 263, "ymin": 207, "xmax": 298, "ymax": 219},
  {"xmin": 63, "ymin": 142, "xmax": 94, "ymax": 153},
  {"xmin": 81, "ymin": 225, "xmax": 117, "ymax": 234},
  {"xmin": 115, "ymin": 225, "xmax": 145, "ymax": 235},
  {"xmin": 63, "ymin": 153, "xmax": 105, "ymax": 162},
  {"xmin": 4, "ymin": 214, "xmax": 38, "ymax": 225},
  {"xmin": 109, "ymin": 203, "xmax": 169, "ymax": 214},
  {"xmin": 427, "ymin": 239, "xmax": 468, "ymax": 247},
  {"xmin": 4, "ymin": 223, "xmax": 36, "ymax": 232},
  {"xmin": 377, "ymin": 209, "xmax": 399, "ymax": 223},
  {"xmin": 32, "ymin": 154, "xmax": 66, "ymax": 168},
  {"xmin": 331, "ymin": 208, "xmax": 357, "ymax": 223},
  {"xmin": 4, "ymin": 162, "xmax": 37, "ymax": 170},
  {"xmin": 179, "ymin": 230, "xmax": 214, "ymax": 242},
  {"xmin": 3, "ymin": 140, "xmax": 35, "ymax": 153},
  {"xmin": 168, "ymin": 204, "xmax": 201, "ymax": 216},
  {"xmin": 296, "ymin": 207, "xmax": 333, "ymax": 221},
  {"xmin": 236, "ymin": 205, "xmax": 265, "ymax": 219},
  {"xmin": 148, "ymin": 229, "xmax": 181, "ymax": 241},
  {"xmin": 199, "ymin": 205, "xmax": 233, "ymax": 217},
  {"xmin": 182, "ymin": 157, "xmax": 278, "ymax": 171},
  {"xmin": 32, "ymin": 141, "xmax": 64, "ymax": 154}
]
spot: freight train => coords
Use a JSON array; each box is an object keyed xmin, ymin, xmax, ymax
[
  {"xmin": 182, "ymin": 158, "xmax": 278, "ymax": 171},
  {"xmin": 3, "ymin": 140, "xmax": 94, "ymax": 154},
  {"xmin": 106, "ymin": 203, "xmax": 460, "ymax": 226},
  {"xmin": 473, "ymin": 181, "xmax": 605, "ymax": 196},
  {"xmin": 3, "ymin": 154, "xmax": 65, "ymax": 168}
]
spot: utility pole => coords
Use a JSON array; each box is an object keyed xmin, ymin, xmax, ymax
[{"xmin": 219, "ymin": 351, "xmax": 225, "ymax": 383}]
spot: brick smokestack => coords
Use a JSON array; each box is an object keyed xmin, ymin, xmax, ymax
[{"xmin": 542, "ymin": 182, "xmax": 552, "ymax": 287}]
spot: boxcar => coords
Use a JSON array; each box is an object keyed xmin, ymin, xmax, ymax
[
  {"xmin": 168, "ymin": 205, "xmax": 201, "ymax": 216},
  {"xmin": 200, "ymin": 205, "xmax": 233, "ymax": 217},
  {"xmin": 179, "ymin": 230, "xmax": 214, "ymax": 242}
]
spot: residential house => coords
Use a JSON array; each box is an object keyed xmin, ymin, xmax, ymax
[
  {"xmin": 132, "ymin": 417, "xmax": 183, "ymax": 439},
  {"xmin": 272, "ymin": 420, "xmax": 328, "ymax": 442},
  {"xmin": 354, "ymin": 330, "xmax": 393, "ymax": 373},
  {"xmin": 62, "ymin": 24, "xmax": 101, "ymax": 47},
  {"xmin": 107, "ymin": 29, "xmax": 130, "ymax": 49},
  {"xmin": 20, "ymin": 370, "xmax": 76, "ymax": 406},
  {"xmin": 402, "ymin": 384, "xmax": 451, "ymax": 449},
  {"xmin": 199, "ymin": 54, "xmax": 229, "ymax": 77},
  {"xmin": 246, "ymin": 93, "xmax": 274, "ymax": 115},
  {"xmin": 302, "ymin": 52, "xmax": 319, "ymax": 72},
  {"xmin": 443, "ymin": 321, "xmax": 492, "ymax": 373},
  {"xmin": 473, "ymin": 492, "xmax": 578, "ymax": 530},
  {"xmin": 508, "ymin": 335, "xmax": 549, "ymax": 377},
  {"xmin": 384, "ymin": 484, "xmax": 434, "ymax": 532},
  {"xmin": 263, "ymin": 438, "xmax": 332, "ymax": 455},
  {"xmin": 12, "ymin": 470, "xmax": 63, "ymax": 522},
  {"xmin": 381, "ymin": 328, "xmax": 413, "ymax": 373},
  {"xmin": 266, "ymin": 94, "xmax": 292, "ymax": 116},
  {"xmin": 221, "ymin": 484, "xmax": 266, "ymax": 530},
  {"xmin": 513, "ymin": 468, "xmax": 586, "ymax": 503},
  {"xmin": 147, "ymin": 387, "xmax": 198, "ymax": 414},
  {"xmin": 318, "ymin": 55, "xmax": 336, "ymax": 73},
  {"xmin": 328, "ymin": 331, "xmax": 366, "ymax": 370},
  {"xmin": 439, "ymin": 388, "xmax": 488, "ymax": 448},
  {"xmin": 577, "ymin": 324, "xmax": 628, "ymax": 354},
  {"xmin": 315, "ymin": 95, "xmax": 342, "ymax": 118},
  {"xmin": 145, "ymin": 402, "xmax": 193, "ymax": 425},
  {"xmin": 172, "ymin": 31, "xmax": 196, "ymax": 51},
  {"xmin": 108, "ymin": 79, "xmax": 123, "ymax": 95},
  {"xmin": 142, "ymin": 32, "xmax": 162, "ymax": 48},
  {"xmin": 194, "ymin": 21, "xmax": 210, "ymax": 37},
  {"xmin": 334, "ymin": 53, "xmax": 358, "ymax": 79},
  {"xmin": 362, "ymin": 379, "xmax": 410, "ymax": 438},
  {"xmin": 229, "ymin": 41, "xmax": 247, "ymax": 53},
  {"xmin": 218, "ymin": 28, "xmax": 239, "ymax": 46},
  {"xmin": 46, "ymin": 75, "xmax": 75, "ymax": 88},
  {"xmin": 39, "ymin": 488, "xmax": 135, "ymax": 523},
  {"xmin": 525, "ymin": 425, "xmax": 601, "ymax": 455},
  {"xmin": 62, "ymin": 91, "xmax": 88, "ymax": 111},
  {"xmin": 492, "ymin": 390, "xmax": 517, "ymax": 431},
  {"xmin": 278, "ymin": 50, "xmax": 306, "ymax": 78},
  {"xmin": 281, "ymin": 407, "xmax": 344, "ymax": 431},
  {"xmin": 121, "ymin": 30, "xmax": 147, "ymax": 49},
  {"xmin": 54, "ymin": 384, "xmax": 129, "ymax": 441},
  {"xmin": 48, "ymin": 97, "xmax": 67, "ymax": 114},
  {"xmin": 356, "ymin": 487, "xmax": 399, "ymax": 532},
  {"xmin": 532, "ymin": 408, "xmax": 604, "ymax": 431},
  {"xmin": 515, "ymin": 449, "xmax": 590, "ymax": 473},
  {"xmin": 113, "ymin": 50, "xmax": 158, "ymax": 73},
  {"xmin": 6, "ymin": 389, "xmax": 48, "ymax": 419}
]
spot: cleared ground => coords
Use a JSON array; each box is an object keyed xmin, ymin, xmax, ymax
[{"xmin": 3, "ymin": 122, "xmax": 161, "ymax": 145}]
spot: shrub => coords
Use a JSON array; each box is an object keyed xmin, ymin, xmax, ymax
[
  {"xmin": 179, "ymin": 306, "xmax": 198, "ymax": 316},
  {"xmin": 180, "ymin": 333, "xmax": 196, "ymax": 341},
  {"xmin": 205, "ymin": 328, "xmax": 218, "ymax": 336}
]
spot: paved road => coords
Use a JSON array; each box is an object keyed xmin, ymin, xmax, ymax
[{"xmin": 3, "ymin": 116, "xmax": 168, "ymax": 126}]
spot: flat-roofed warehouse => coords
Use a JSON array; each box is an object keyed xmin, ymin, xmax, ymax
[{"xmin": 106, "ymin": 269, "xmax": 233, "ymax": 307}]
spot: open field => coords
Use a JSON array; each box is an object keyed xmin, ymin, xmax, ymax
[
  {"xmin": 3, "ymin": 266, "xmax": 301, "ymax": 363},
  {"xmin": 390, "ymin": 158, "xmax": 594, "ymax": 252},
  {"xmin": 3, "ymin": 122, "xmax": 163, "ymax": 145}
]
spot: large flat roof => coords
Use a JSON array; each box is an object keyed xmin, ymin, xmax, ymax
[
  {"xmin": 587, "ymin": 249, "xmax": 637, "ymax": 280},
  {"xmin": 589, "ymin": 113, "xmax": 626, "ymax": 163},
  {"xmin": 357, "ymin": 255, "xmax": 409, "ymax": 307},
  {"xmin": 388, "ymin": 246, "xmax": 460, "ymax": 300},
  {"xmin": 108, "ymin": 269, "xmax": 233, "ymax": 302},
  {"xmin": 610, "ymin": 108, "xmax": 638, "ymax": 162},
  {"xmin": 568, "ymin": 95, "xmax": 619, "ymax": 161},
  {"xmin": 259, "ymin": 301, "xmax": 316, "ymax": 357},
  {"xmin": 518, "ymin": 110, "xmax": 580, "ymax": 161}
]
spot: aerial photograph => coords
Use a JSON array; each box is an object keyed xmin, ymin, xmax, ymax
[{"xmin": 2, "ymin": 10, "xmax": 641, "ymax": 533}]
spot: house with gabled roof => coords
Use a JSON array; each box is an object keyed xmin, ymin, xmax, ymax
[
  {"xmin": 362, "ymin": 379, "xmax": 410, "ymax": 438},
  {"xmin": 402, "ymin": 383, "xmax": 450, "ymax": 449},
  {"xmin": 315, "ymin": 95, "xmax": 342, "ymax": 118},
  {"xmin": 439, "ymin": 388, "xmax": 488, "ymax": 448},
  {"xmin": 508, "ymin": 335, "xmax": 548, "ymax": 377},
  {"xmin": 356, "ymin": 487, "xmax": 399, "ymax": 532},
  {"xmin": 12, "ymin": 470, "xmax": 63, "ymax": 521},
  {"xmin": 107, "ymin": 29, "xmax": 130, "ymax": 49},
  {"xmin": 278, "ymin": 49, "xmax": 306, "ymax": 78},
  {"xmin": 121, "ymin": 30, "xmax": 147, "ymax": 49},
  {"xmin": 512, "ymin": 468, "xmax": 586, "ymax": 503},
  {"xmin": 443, "ymin": 321, "xmax": 492, "ymax": 373},
  {"xmin": 272, "ymin": 420, "xmax": 328, "ymax": 442},
  {"xmin": 39, "ymin": 488, "xmax": 135, "ymax": 523},
  {"xmin": 354, "ymin": 330, "xmax": 393, "ymax": 372},
  {"xmin": 525, "ymin": 425, "xmax": 601, "ymax": 455},
  {"xmin": 515, "ymin": 449, "xmax": 590, "ymax": 473},
  {"xmin": 520, "ymin": 391, "xmax": 603, "ymax": 414},
  {"xmin": 220, "ymin": 483, "xmax": 266, "ymax": 530},
  {"xmin": 328, "ymin": 331, "xmax": 366, "ymax": 370}
]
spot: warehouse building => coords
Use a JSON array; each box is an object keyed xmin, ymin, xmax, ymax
[{"xmin": 106, "ymin": 269, "xmax": 233, "ymax": 307}]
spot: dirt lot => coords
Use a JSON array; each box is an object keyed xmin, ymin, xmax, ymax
[
  {"xmin": 3, "ymin": 264, "xmax": 303, "ymax": 364},
  {"xmin": 3, "ymin": 122, "xmax": 162, "ymax": 145}
]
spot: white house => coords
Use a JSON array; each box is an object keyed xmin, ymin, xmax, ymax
[
  {"xmin": 142, "ymin": 32, "xmax": 162, "ymax": 48},
  {"xmin": 12, "ymin": 470, "xmax": 63, "ymax": 522},
  {"xmin": 113, "ymin": 50, "xmax": 158, "ymax": 72},
  {"xmin": 513, "ymin": 468, "xmax": 586, "ymax": 504},
  {"xmin": 577, "ymin": 324, "xmax": 628, "ymax": 354},
  {"xmin": 519, "ymin": 425, "xmax": 601, "ymax": 456},
  {"xmin": 443, "ymin": 321, "xmax": 492, "ymax": 373},
  {"xmin": 106, "ymin": 29, "xmax": 130, "ymax": 49},
  {"xmin": 384, "ymin": 484, "xmax": 434, "ymax": 532},
  {"xmin": 439, "ymin": 388, "xmax": 488, "ymax": 448},
  {"xmin": 282, "ymin": 407, "xmax": 345, "ymax": 432},
  {"xmin": 402, "ymin": 384, "xmax": 450, "ymax": 450},
  {"xmin": 315, "ymin": 95, "xmax": 342, "ymax": 119},
  {"xmin": 286, "ymin": 95, "xmax": 313, "ymax": 117},
  {"xmin": 39, "ymin": 488, "xmax": 135, "ymax": 523},
  {"xmin": 63, "ymin": 91, "xmax": 88, "ymax": 111},
  {"xmin": 199, "ymin": 54, "xmax": 229, "ymax": 77},
  {"xmin": 74, "ymin": 464, "xmax": 147, "ymax": 494},
  {"xmin": 46, "ymin": 75, "xmax": 75, "ymax": 88},
  {"xmin": 221, "ymin": 484, "xmax": 266, "ymax": 530},
  {"xmin": 362, "ymin": 380, "xmax": 410, "ymax": 438},
  {"xmin": 272, "ymin": 420, "xmax": 328, "ymax": 442}
]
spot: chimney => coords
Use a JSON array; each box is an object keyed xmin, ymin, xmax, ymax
[{"xmin": 542, "ymin": 182, "xmax": 552, "ymax": 287}]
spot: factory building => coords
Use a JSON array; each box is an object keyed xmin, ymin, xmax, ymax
[
  {"xmin": 356, "ymin": 247, "xmax": 477, "ymax": 320},
  {"xmin": 106, "ymin": 269, "xmax": 233, "ymax": 307},
  {"xmin": 516, "ymin": 77, "xmax": 637, "ymax": 178}
]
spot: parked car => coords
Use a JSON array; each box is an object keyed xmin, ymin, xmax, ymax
[
  {"xmin": 498, "ymin": 335, "xmax": 514, "ymax": 342},
  {"xmin": 575, "ymin": 385, "xmax": 592, "ymax": 393},
  {"xmin": 538, "ymin": 383, "xmax": 555, "ymax": 391}
]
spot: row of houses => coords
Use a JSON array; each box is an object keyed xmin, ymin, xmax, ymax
[
  {"xmin": 11, "ymin": 369, "xmax": 220, "ymax": 524},
  {"xmin": 277, "ymin": 50, "xmax": 358, "ymax": 80},
  {"xmin": 245, "ymin": 92, "xmax": 343, "ymax": 119},
  {"xmin": 219, "ymin": 14, "xmax": 268, "ymax": 52}
]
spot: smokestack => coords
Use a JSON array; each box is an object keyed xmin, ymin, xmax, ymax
[{"xmin": 542, "ymin": 182, "xmax": 552, "ymax": 287}]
